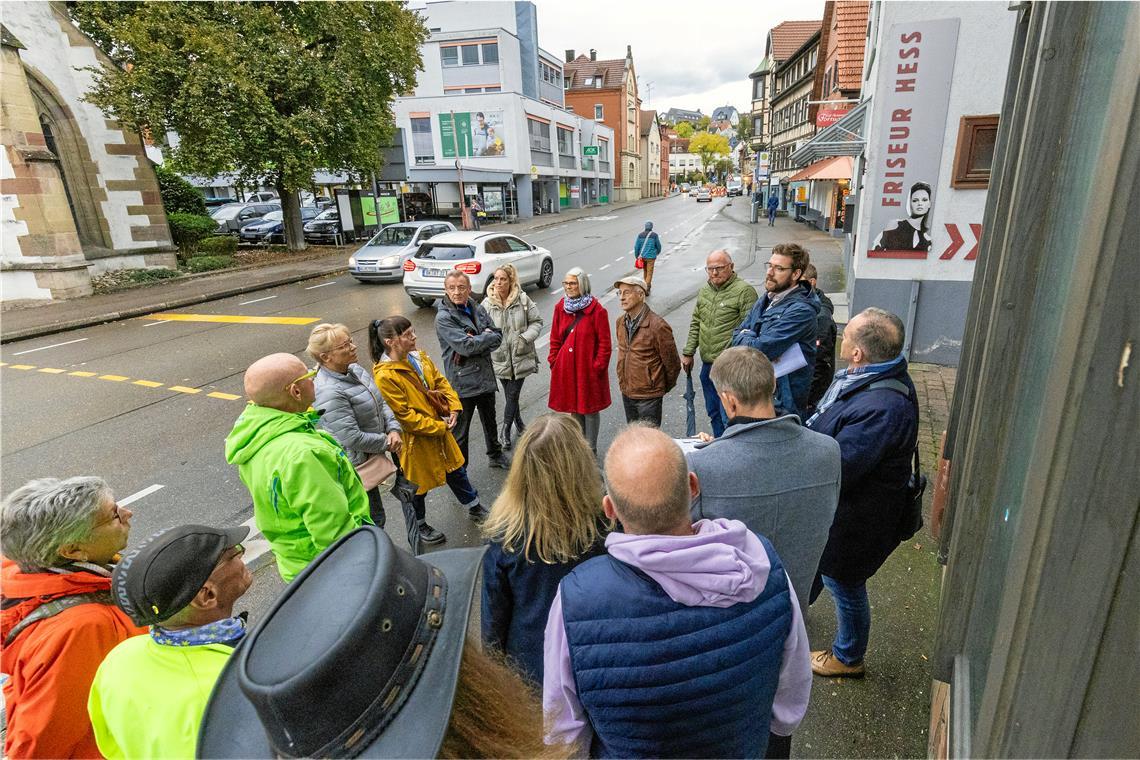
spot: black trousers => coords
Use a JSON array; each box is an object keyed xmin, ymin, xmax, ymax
[
  {"xmin": 622, "ymin": 395, "xmax": 663, "ymax": 427},
  {"xmin": 500, "ymin": 378, "xmax": 526, "ymax": 431},
  {"xmin": 454, "ymin": 391, "xmax": 502, "ymax": 465}
]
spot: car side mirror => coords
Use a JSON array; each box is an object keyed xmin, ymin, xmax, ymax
[{"xmin": 531, "ymin": 244, "xmax": 537, "ymax": 250}]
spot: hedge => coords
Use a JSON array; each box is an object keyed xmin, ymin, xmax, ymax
[
  {"xmin": 155, "ymin": 164, "xmax": 208, "ymax": 215},
  {"xmin": 184, "ymin": 255, "xmax": 236, "ymax": 273},
  {"xmin": 195, "ymin": 236, "xmax": 238, "ymax": 256},
  {"xmin": 167, "ymin": 212, "xmax": 218, "ymax": 256}
]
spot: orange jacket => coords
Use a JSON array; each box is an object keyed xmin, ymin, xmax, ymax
[{"xmin": 1, "ymin": 560, "xmax": 145, "ymax": 759}]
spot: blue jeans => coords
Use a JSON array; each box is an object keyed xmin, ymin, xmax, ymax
[
  {"xmin": 699, "ymin": 361, "xmax": 728, "ymax": 437},
  {"xmin": 822, "ymin": 575, "xmax": 870, "ymax": 664},
  {"xmin": 412, "ymin": 466, "xmax": 480, "ymax": 516}
]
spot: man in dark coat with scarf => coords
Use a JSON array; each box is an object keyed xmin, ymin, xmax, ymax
[{"xmin": 805, "ymin": 307, "xmax": 919, "ymax": 678}]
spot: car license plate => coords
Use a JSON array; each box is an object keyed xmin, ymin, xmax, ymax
[{"xmin": 422, "ymin": 267, "xmax": 450, "ymax": 278}]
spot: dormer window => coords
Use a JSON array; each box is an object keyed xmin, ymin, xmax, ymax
[{"xmin": 584, "ymin": 76, "xmax": 594, "ymax": 86}]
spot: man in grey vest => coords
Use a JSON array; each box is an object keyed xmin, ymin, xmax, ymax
[{"xmin": 687, "ymin": 347, "xmax": 841, "ymax": 612}]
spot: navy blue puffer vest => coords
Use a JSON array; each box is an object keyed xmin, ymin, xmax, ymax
[{"xmin": 560, "ymin": 535, "xmax": 792, "ymax": 759}]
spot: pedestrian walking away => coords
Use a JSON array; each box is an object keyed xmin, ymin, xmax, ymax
[
  {"xmin": 371, "ymin": 316, "xmax": 488, "ymax": 546},
  {"xmin": 0, "ymin": 477, "xmax": 145, "ymax": 760},
  {"xmin": 686, "ymin": 346, "xmax": 841, "ymax": 613},
  {"xmin": 633, "ymin": 221, "xmax": 662, "ymax": 292},
  {"xmin": 197, "ymin": 526, "xmax": 561, "ymax": 759},
  {"xmin": 613, "ymin": 275, "xmax": 681, "ymax": 427},
  {"xmin": 482, "ymin": 263, "xmax": 544, "ymax": 451},
  {"xmin": 225, "ymin": 353, "xmax": 372, "ymax": 582},
  {"xmin": 731, "ymin": 242, "xmax": 820, "ymax": 417},
  {"xmin": 543, "ymin": 426, "xmax": 811, "ymax": 758},
  {"xmin": 88, "ymin": 524, "xmax": 252, "ymax": 759},
  {"xmin": 481, "ymin": 413, "xmax": 608, "ymax": 685},
  {"xmin": 805, "ymin": 308, "xmax": 920, "ymax": 679},
  {"xmin": 547, "ymin": 267, "xmax": 612, "ymax": 454},
  {"xmin": 767, "ymin": 192, "xmax": 780, "ymax": 226},
  {"xmin": 436, "ymin": 271, "xmax": 511, "ymax": 470},
  {"xmin": 682, "ymin": 249, "xmax": 759, "ymax": 436}
]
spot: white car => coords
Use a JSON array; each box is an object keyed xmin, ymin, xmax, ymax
[
  {"xmin": 402, "ymin": 231, "xmax": 555, "ymax": 308},
  {"xmin": 696, "ymin": 187, "xmax": 712, "ymax": 202},
  {"xmin": 349, "ymin": 221, "xmax": 456, "ymax": 283}
]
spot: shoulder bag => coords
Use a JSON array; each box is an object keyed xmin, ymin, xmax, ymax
[
  {"xmin": 408, "ymin": 353, "xmax": 452, "ymax": 418},
  {"xmin": 355, "ymin": 453, "xmax": 397, "ymax": 491}
]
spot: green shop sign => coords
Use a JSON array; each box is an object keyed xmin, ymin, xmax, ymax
[{"xmin": 582, "ymin": 145, "xmax": 600, "ymax": 156}]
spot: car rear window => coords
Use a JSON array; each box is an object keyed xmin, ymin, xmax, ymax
[{"xmin": 415, "ymin": 243, "xmax": 476, "ymax": 261}]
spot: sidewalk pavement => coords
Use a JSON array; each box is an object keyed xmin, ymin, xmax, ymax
[{"xmin": 0, "ymin": 197, "xmax": 665, "ymax": 344}]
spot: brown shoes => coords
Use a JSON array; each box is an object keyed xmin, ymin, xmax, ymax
[{"xmin": 810, "ymin": 649, "xmax": 866, "ymax": 678}]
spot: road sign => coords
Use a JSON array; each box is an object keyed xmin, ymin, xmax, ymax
[
  {"xmin": 530, "ymin": 165, "xmax": 538, "ymax": 179},
  {"xmin": 582, "ymin": 145, "xmax": 599, "ymax": 156}
]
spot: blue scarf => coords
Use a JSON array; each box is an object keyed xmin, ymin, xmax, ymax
[
  {"xmin": 151, "ymin": 616, "xmax": 247, "ymax": 648},
  {"xmin": 806, "ymin": 355, "xmax": 905, "ymax": 427},
  {"xmin": 563, "ymin": 293, "xmax": 594, "ymax": 314}
]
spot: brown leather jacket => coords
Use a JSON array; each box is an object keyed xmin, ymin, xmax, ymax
[{"xmin": 615, "ymin": 306, "xmax": 682, "ymax": 399}]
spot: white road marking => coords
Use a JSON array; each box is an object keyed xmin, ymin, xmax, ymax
[
  {"xmin": 142, "ymin": 321, "xmax": 170, "ymax": 327},
  {"xmin": 615, "ymin": 256, "xmax": 624, "ymax": 262},
  {"xmin": 239, "ymin": 295, "xmax": 277, "ymax": 305},
  {"xmin": 552, "ymin": 287, "xmax": 563, "ymax": 295},
  {"xmin": 599, "ymin": 264, "xmax": 610, "ymax": 270},
  {"xmin": 239, "ymin": 515, "xmax": 273, "ymax": 567},
  {"xmin": 118, "ymin": 484, "xmax": 165, "ymax": 506},
  {"xmin": 304, "ymin": 281, "xmax": 337, "ymax": 290},
  {"xmin": 11, "ymin": 338, "xmax": 88, "ymax": 355}
]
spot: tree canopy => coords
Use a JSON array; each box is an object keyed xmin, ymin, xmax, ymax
[
  {"xmin": 674, "ymin": 121, "xmax": 694, "ymax": 138},
  {"xmin": 688, "ymin": 131, "xmax": 731, "ymax": 178},
  {"xmin": 71, "ymin": 1, "xmax": 427, "ymax": 248}
]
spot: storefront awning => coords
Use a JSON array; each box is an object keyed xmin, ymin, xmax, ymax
[
  {"xmin": 789, "ymin": 155, "xmax": 854, "ymax": 182},
  {"xmin": 407, "ymin": 167, "xmax": 516, "ymax": 183},
  {"xmin": 789, "ymin": 99, "xmax": 869, "ymax": 165}
]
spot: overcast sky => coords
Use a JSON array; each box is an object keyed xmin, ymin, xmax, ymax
[{"xmin": 533, "ymin": 0, "xmax": 826, "ymax": 117}]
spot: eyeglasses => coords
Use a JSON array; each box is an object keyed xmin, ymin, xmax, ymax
[
  {"xmin": 766, "ymin": 262, "xmax": 793, "ymax": 273},
  {"xmin": 332, "ymin": 338, "xmax": 355, "ymax": 352},
  {"xmin": 705, "ymin": 265, "xmax": 729, "ymax": 273},
  {"xmin": 93, "ymin": 503, "xmax": 125, "ymax": 529},
  {"xmin": 561, "ymin": 281, "xmax": 579, "ymax": 287},
  {"xmin": 284, "ymin": 367, "xmax": 318, "ymax": 392}
]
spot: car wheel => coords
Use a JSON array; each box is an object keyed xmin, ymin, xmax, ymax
[
  {"xmin": 538, "ymin": 257, "xmax": 554, "ymax": 288},
  {"xmin": 410, "ymin": 295, "xmax": 435, "ymax": 308}
]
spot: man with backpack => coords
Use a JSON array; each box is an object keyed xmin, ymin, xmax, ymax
[{"xmin": 633, "ymin": 221, "xmax": 662, "ymax": 293}]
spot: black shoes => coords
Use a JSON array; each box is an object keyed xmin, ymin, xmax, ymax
[
  {"xmin": 488, "ymin": 452, "xmax": 512, "ymax": 469},
  {"xmin": 500, "ymin": 423, "xmax": 513, "ymax": 450},
  {"xmin": 418, "ymin": 523, "xmax": 446, "ymax": 545},
  {"xmin": 468, "ymin": 503, "xmax": 490, "ymax": 523}
]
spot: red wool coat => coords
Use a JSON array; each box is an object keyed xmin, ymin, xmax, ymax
[{"xmin": 547, "ymin": 298, "xmax": 612, "ymax": 414}]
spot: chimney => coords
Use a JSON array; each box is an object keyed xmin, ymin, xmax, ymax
[
  {"xmin": 590, "ymin": 49, "xmax": 597, "ymax": 61},
  {"xmin": 565, "ymin": 49, "xmax": 575, "ymax": 63}
]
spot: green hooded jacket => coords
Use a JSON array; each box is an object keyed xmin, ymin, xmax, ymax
[
  {"xmin": 683, "ymin": 273, "xmax": 760, "ymax": 363},
  {"xmin": 224, "ymin": 404, "xmax": 370, "ymax": 582}
]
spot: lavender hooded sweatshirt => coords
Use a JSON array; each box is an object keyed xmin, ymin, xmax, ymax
[{"xmin": 542, "ymin": 518, "xmax": 812, "ymax": 750}]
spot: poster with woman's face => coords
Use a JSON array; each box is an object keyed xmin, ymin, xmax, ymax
[{"xmin": 873, "ymin": 182, "xmax": 933, "ymax": 252}]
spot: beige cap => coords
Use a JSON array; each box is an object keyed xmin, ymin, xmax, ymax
[{"xmin": 612, "ymin": 275, "xmax": 648, "ymax": 292}]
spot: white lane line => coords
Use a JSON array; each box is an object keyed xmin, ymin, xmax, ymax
[
  {"xmin": 12, "ymin": 338, "xmax": 88, "ymax": 356},
  {"xmin": 119, "ymin": 484, "xmax": 164, "ymax": 507},
  {"xmin": 552, "ymin": 287, "xmax": 563, "ymax": 295},
  {"xmin": 615, "ymin": 256, "xmax": 625, "ymax": 262},
  {"xmin": 239, "ymin": 295, "xmax": 277, "ymax": 306},
  {"xmin": 304, "ymin": 281, "xmax": 337, "ymax": 290},
  {"xmin": 143, "ymin": 321, "xmax": 170, "ymax": 327},
  {"xmin": 599, "ymin": 264, "xmax": 611, "ymax": 270}
]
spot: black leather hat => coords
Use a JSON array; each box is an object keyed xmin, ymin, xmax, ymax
[{"xmin": 197, "ymin": 526, "xmax": 485, "ymax": 759}]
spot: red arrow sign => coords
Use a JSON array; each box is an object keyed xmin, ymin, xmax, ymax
[{"xmin": 940, "ymin": 223, "xmax": 983, "ymax": 260}]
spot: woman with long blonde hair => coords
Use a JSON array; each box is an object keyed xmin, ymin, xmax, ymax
[
  {"xmin": 480, "ymin": 413, "xmax": 608, "ymax": 684},
  {"xmin": 481, "ymin": 263, "xmax": 543, "ymax": 450}
]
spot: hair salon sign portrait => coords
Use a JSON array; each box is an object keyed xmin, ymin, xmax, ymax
[{"xmin": 866, "ymin": 19, "xmax": 960, "ymax": 260}]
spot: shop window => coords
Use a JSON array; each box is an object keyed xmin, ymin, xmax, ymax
[
  {"xmin": 952, "ymin": 115, "xmax": 999, "ymax": 188},
  {"xmin": 482, "ymin": 43, "xmax": 499, "ymax": 64}
]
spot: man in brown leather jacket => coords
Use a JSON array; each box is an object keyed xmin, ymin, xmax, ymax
[{"xmin": 613, "ymin": 276, "xmax": 682, "ymax": 427}]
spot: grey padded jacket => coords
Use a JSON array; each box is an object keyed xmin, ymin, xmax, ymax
[
  {"xmin": 313, "ymin": 363, "xmax": 400, "ymax": 467},
  {"xmin": 482, "ymin": 288, "xmax": 544, "ymax": 380}
]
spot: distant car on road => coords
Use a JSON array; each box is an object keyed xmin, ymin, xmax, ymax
[
  {"xmin": 238, "ymin": 207, "xmax": 319, "ymax": 244},
  {"xmin": 303, "ymin": 208, "xmax": 341, "ymax": 244},
  {"xmin": 727, "ymin": 182, "xmax": 743, "ymax": 197},
  {"xmin": 689, "ymin": 186, "xmax": 701, "ymax": 197},
  {"xmin": 696, "ymin": 187, "xmax": 712, "ymax": 202},
  {"xmin": 402, "ymin": 231, "xmax": 555, "ymax": 308},
  {"xmin": 349, "ymin": 220, "xmax": 456, "ymax": 283},
  {"xmin": 679, "ymin": 183, "xmax": 691, "ymax": 194},
  {"xmin": 211, "ymin": 202, "xmax": 281, "ymax": 235}
]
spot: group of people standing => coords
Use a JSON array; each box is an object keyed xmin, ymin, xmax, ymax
[{"xmin": 0, "ymin": 237, "xmax": 923, "ymax": 759}]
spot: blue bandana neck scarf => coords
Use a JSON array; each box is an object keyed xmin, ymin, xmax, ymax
[
  {"xmin": 563, "ymin": 293, "xmax": 594, "ymax": 314},
  {"xmin": 806, "ymin": 355, "xmax": 906, "ymax": 426},
  {"xmin": 151, "ymin": 616, "xmax": 247, "ymax": 648}
]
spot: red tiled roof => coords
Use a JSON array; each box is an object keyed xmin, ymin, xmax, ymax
[
  {"xmin": 769, "ymin": 20, "xmax": 821, "ymax": 61},
  {"xmin": 835, "ymin": 1, "xmax": 869, "ymax": 91},
  {"xmin": 639, "ymin": 109, "xmax": 657, "ymax": 137},
  {"xmin": 563, "ymin": 54, "xmax": 626, "ymax": 90}
]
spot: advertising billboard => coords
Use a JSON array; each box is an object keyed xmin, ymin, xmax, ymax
[{"xmin": 439, "ymin": 110, "xmax": 507, "ymax": 158}]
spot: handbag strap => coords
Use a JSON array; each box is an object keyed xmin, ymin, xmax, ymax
[
  {"xmin": 560, "ymin": 310, "xmax": 585, "ymax": 345},
  {"xmin": 406, "ymin": 352, "xmax": 432, "ymax": 392},
  {"xmin": 868, "ymin": 377, "xmax": 921, "ymax": 474}
]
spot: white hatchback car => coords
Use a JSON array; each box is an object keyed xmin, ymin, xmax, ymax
[
  {"xmin": 349, "ymin": 221, "xmax": 456, "ymax": 283},
  {"xmin": 402, "ymin": 231, "xmax": 555, "ymax": 308}
]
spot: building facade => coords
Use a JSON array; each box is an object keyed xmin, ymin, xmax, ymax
[
  {"xmin": 662, "ymin": 107, "xmax": 703, "ymax": 126},
  {"xmin": 769, "ymin": 27, "xmax": 822, "ymax": 203},
  {"xmin": 639, "ymin": 109, "xmax": 662, "ymax": 198},
  {"xmin": 563, "ymin": 46, "xmax": 641, "ymax": 202},
  {"xmin": 1, "ymin": 3, "xmax": 176, "ymax": 304}
]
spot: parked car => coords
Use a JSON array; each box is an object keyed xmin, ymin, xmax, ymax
[
  {"xmin": 211, "ymin": 202, "xmax": 281, "ymax": 234},
  {"xmin": 245, "ymin": 191, "xmax": 279, "ymax": 203},
  {"xmin": 349, "ymin": 220, "xmax": 456, "ymax": 283},
  {"xmin": 204, "ymin": 196, "xmax": 237, "ymax": 209},
  {"xmin": 303, "ymin": 208, "xmax": 341, "ymax": 244},
  {"xmin": 696, "ymin": 187, "xmax": 712, "ymax": 202},
  {"xmin": 402, "ymin": 231, "xmax": 555, "ymax": 308},
  {"xmin": 727, "ymin": 182, "xmax": 743, "ymax": 197},
  {"xmin": 238, "ymin": 207, "xmax": 319, "ymax": 244}
]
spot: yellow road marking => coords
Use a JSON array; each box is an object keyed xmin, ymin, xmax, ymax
[
  {"xmin": 100, "ymin": 374, "xmax": 129, "ymax": 382},
  {"xmin": 208, "ymin": 391, "xmax": 242, "ymax": 400},
  {"xmin": 168, "ymin": 385, "xmax": 201, "ymax": 394},
  {"xmin": 69, "ymin": 371, "xmax": 98, "ymax": 377},
  {"xmin": 37, "ymin": 367, "xmax": 66, "ymax": 374},
  {"xmin": 145, "ymin": 313, "xmax": 321, "ymax": 326},
  {"xmin": 10, "ymin": 364, "xmax": 35, "ymax": 370},
  {"xmin": 132, "ymin": 380, "xmax": 163, "ymax": 388}
]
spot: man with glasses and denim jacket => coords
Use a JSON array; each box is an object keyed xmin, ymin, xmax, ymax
[
  {"xmin": 730, "ymin": 243, "xmax": 820, "ymax": 418},
  {"xmin": 225, "ymin": 353, "xmax": 371, "ymax": 582}
]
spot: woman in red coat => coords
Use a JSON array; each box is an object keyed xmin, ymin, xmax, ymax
[{"xmin": 548, "ymin": 266, "xmax": 611, "ymax": 453}]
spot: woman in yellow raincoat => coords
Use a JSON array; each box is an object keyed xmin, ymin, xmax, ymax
[{"xmin": 370, "ymin": 316, "xmax": 486, "ymax": 547}]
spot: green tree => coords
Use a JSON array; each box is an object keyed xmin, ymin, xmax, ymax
[
  {"xmin": 71, "ymin": 2, "xmax": 427, "ymax": 250},
  {"xmin": 153, "ymin": 163, "xmax": 207, "ymax": 215},
  {"xmin": 688, "ymin": 132, "xmax": 731, "ymax": 180},
  {"xmin": 675, "ymin": 121, "xmax": 694, "ymax": 138},
  {"xmin": 696, "ymin": 114, "xmax": 712, "ymax": 131}
]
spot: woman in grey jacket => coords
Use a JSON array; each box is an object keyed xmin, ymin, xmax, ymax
[
  {"xmin": 308, "ymin": 323, "xmax": 403, "ymax": 530},
  {"xmin": 482, "ymin": 264, "xmax": 544, "ymax": 449}
]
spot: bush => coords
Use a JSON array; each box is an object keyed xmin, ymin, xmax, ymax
[
  {"xmin": 167, "ymin": 212, "xmax": 217, "ymax": 256},
  {"xmin": 195, "ymin": 236, "xmax": 238, "ymax": 256},
  {"xmin": 126, "ymin": 267, "xmax": 180, "ymax": 283},
  {"xmin": 184, "ymin": 255, "xmax": 236, "ymax": 273},
  {"xmin": 155, "ymin": 164, "xmax": 208, "ymax": 215}
]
